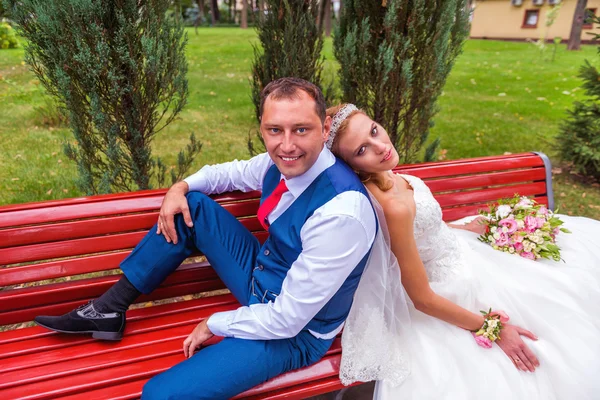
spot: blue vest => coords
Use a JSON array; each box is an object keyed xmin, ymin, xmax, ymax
[{"xmin": 250, "ymin": 158, "xmax": 376, "ymax": 335}]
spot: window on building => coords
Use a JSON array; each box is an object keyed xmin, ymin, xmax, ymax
[
  {"xmin": 522, "ymin": 9, "xmax": 539, "ymax": 28},
  {"xmin": 583, "ymin": 8, "xmax": 597, "ymax": 29}
]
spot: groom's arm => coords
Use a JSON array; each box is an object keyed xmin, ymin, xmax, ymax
[
  {"xmin": 183, "ymin": 152, "xmax": 273, "ymax": 194},
  {"xmin": 158, "ymin": 153, "xmax": 273, "ymax": 243},
  {"xmin": 206, "ymin": 191, "xmax": 377, "ymax": 340}
]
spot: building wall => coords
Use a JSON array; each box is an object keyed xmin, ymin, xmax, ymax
[{"xmin": 471, "ymin": 0, "xmax": 600, "ymax": 41}]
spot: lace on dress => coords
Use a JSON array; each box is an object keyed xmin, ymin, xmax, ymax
[
  {"xmin": 340, "ymin": 174, "xmax": 467, "ymax": 387},
  {"xmin": 339, "ymin": 190, "xmax": 412, "ymax": 387}
]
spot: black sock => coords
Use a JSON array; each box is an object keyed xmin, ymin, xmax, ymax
[{"xmin": 93, "ymin": 275, "xmax": 141, "ymax": 314}]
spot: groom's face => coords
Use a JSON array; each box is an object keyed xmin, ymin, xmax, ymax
[{"xmin": 260, "ymin": 90, "xmax": 331, "ymax": 179}]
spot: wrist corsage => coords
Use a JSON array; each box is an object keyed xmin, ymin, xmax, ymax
[{"xmin": 472, "ymin": 308, "xmax": 509, "ymax": 349}]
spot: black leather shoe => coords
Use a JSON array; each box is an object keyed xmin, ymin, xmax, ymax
[{"xmin": 34, "ymin": 301, "xmax": 125, "ymax": 341}]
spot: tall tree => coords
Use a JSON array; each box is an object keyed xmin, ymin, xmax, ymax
[
  {"xmin": 249, "ymin": 0, "xmax": 324, "ymax": 152},
  {"xmin": 241, "ymin": 0, "xmax": 248, "ymax": 28},
  {"xmin": 324, "ymin": 0, "xmax": 332, "ymax": 37},
  {"xmin": 334, "ymin": 0, "xmax": 470, "ymax": 163},
  {"xmin": 568, "ymin": 0, "xmax": 588, "ymax": 51},
  {"xmin": 195, "ymin": 0, "xmax": 206, "ymax": 31},
  {"xmin": 211, "ymin": 0, "xmax": 220, "ymax": 22},
  {"xmin": 259, "ymin": 0, "xmax": 265, "ymax": 22},
  {"xmin": 6, "ymin": 0, "xmax": 202, "ymax": 194}
]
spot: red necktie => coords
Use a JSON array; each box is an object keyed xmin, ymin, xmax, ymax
[{"xmin": 257, "ymin": 179, "xmax": 289, "ymax": 230}]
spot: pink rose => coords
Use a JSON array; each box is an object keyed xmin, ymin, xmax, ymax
[
  {"xmin": 514, "ymin": 242, "xmax": 524, "ymax": 252},
  {"xmin": 495, "ymin": 232, "xmax": 510, "ymax": 246},
  {"xmin": 499, "ymin": 217, "xmax": 518, "ymax": 234},
  {"xmin": 524, "ymin": 216, "xmax": 538, "ymax": 232},
  {"xmin": 491, "ymin": 310, "xmax": 510, "ymax": 323},
  {"xmin": 472, "ymin": 333, "xmax": 493, "ymax": 349},
  {"xmin": 537, "ymin": 206, "xmax": 548, "ymax": 216},
  {"xmin": 535, "ymin": 217, "xmax": 545, "ymax": 229},
  {"xmin": 512, "ymin": 234, "xmax": 524, "ymax": 244},
  {"xmin": 520, "ymin": 251, "xmax": 535, "ymax": 260}
]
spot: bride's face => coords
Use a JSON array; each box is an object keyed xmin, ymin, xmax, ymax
[{"xmin": 336, "ymin": 113, "xmax": 399, "ymax": 174}]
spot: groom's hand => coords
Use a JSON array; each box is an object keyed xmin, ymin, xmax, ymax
[
  {"xmin": 496, "ymin": 323, "xmax": 540, "ymax": 372},
  {"xmin": 183, "ymin": 318, "xmax": 214, "ymax": 359},
  {"xmin": 157, "ymin": 181, "xmax": 193, "ymax": 245}
]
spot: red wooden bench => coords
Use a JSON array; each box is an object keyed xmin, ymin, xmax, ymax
[{"xmin": 0, "ymin": 152, "xmax": 553, "ymax": 400}]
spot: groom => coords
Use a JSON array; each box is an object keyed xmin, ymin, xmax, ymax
[{"xmin": 34, "ymin": 77, "xmax": 377, "ymax": 399}]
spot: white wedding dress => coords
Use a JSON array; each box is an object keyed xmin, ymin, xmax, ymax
[{"xmin": 340, "ymin": 173, "xmax": 600, "ymax": 400}]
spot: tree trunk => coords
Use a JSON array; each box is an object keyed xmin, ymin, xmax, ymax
[
  {"xmin": 212, "ymin": 0, "xmax": 220, "ymax": 21},
  {"xmin": 195, "ymin": 0, "xmax": 205, "ymax": 33},
  {"xmin": 568, "ymin": 0, "xmax": 588, "ymax": 50},
  {"xmin": 259, "ymin": 0, "xmax": 265, "ymax": 22},
  {"xmin": 324, "ymin": 0, "xmax": 332, "ymax": 37},
  {"xmin": 241, "ymin": 0, "xmax": 248, "ymax": 29},
  {"xmin": 317, "ymin": 0, "xmax": 328, "ymax": 33}
]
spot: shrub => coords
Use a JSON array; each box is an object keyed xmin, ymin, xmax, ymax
[
  {"xmin": 557, "ymin": 14, "xmax": 600, "ymax": 181},
  {"xmin": 7, "ymin": 0, "xmax": 201, "ymax": 194},
  {"xmin": 0, "ymin": 21, "xmax": 18, "ymax": 49}
]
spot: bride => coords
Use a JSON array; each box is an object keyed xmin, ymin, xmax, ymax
[{"xmin": 326, "ymin": 104, "xmax": 600, "ymax": 399}]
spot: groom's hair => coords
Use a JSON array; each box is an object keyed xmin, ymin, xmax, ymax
[{"xmin": 259, "ymin": 77, "xmax": 326, "ymax": 123}]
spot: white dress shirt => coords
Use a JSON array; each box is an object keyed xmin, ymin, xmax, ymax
[{"xmin": 184, "ymin": 148, "xmax": 376, "ymax": 340}]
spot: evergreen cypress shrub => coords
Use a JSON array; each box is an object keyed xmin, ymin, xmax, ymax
[
  {"xmin": 5, "ymin": 0, "xmax": 201, "ymax": 194},
  {"xmin": 558, "ymin": 16, "xmax": 600, "ymax": 181},
  {"xmin": 334, "ymin": 0, "xmax": 470, "ymax": 163},
  {"xmin": 249, "ymin": 0, "xmax": 325, "ymax": 154}
]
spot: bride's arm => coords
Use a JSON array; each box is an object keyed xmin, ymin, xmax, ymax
[
  {"xmin": 383, "ymin": 201, "xmax": 485, "ymax": 331},
  {"xmin": 384, "ymin": 201, "xmax": 541, "ymax": 372}
]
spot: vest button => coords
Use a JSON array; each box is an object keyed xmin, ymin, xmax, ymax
[
  {"xmin": 258, "ymin": 265, "xmax": 264, "ymax": 271},
  {"xmin": 264, "ymin": 249, "xmax": 270, "ymax": 256}
]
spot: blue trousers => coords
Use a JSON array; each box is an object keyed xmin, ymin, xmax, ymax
[{"xmin": 120, "ymin": 192, "xmax": 334, "ymax": 400}]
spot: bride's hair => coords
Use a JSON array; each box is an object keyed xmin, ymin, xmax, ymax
[{"xmin": 326, "ymin": 104, "xmax": 394, "ymax": 192}]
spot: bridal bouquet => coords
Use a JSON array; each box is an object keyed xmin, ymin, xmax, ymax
[{"xmin": 478, "ymin": 195, "xmax": 570, "ymax": 261}]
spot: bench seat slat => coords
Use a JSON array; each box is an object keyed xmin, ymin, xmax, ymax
[
  {"xmin": 0, "ymin": 336, "xmax": 341, "ymax": 400},
  {"xmin": 0, "ymin": 278, "xmax": 228, "ymax": 326},
  {"xmin": 54, "ymin": 350, "xmax": 344, "ymax": 400},
  {"xmin": 0, "ymin": 251, "xmax": 130, "ymax": 287},
  {"xmin": 0, "ymin": 295, "xmax": 237, "ymax": 359}
]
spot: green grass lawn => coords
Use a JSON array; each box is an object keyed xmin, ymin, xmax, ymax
[{"xmin": 1, "ymin": 28, "xmax": 599, "ymax": 219}]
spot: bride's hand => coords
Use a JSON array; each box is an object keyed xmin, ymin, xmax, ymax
[
  {"xmin": 448, "ymin": 216, "xmax": 488, "ymax": 235},
  {"xmin": 462, "ymin": 216, "xmax": 488, "ymax": 235},
  {"xmin": 496, "ymin": 323, "xmax": 540, "ymax": 372}
]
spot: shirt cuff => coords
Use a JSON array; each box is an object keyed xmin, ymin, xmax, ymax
[
  {"xmin": 183, "ymin": 173, "xmax": 204, "ymax": 193},
  {"xmin": 206, "ymin": 311, "xmax": 235, "ymax": 337}
]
